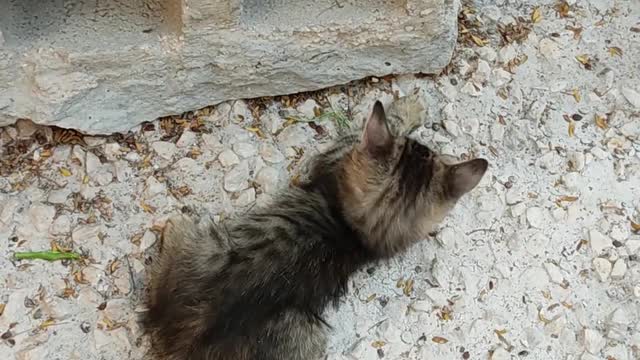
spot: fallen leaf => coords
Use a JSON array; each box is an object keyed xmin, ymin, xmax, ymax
[
  {"xmin": 595, "ymin": 114, "xmax": 608, "ymax": 129},
  {"xmin": 39, "ymin": 318, "xmax": 56, "ymax": 330},
  {"xmin": 531, "ymin": 7, "xmax": 542, "ymax": 23},
  {"xmin": 471, "ymin": 34, "xmax": 488, "ymax": 47},
  {"xmin": 555, "ymin": 1, "xmax": 570, "ymax": 17},
  {"xmin": 371, "ymin": 340, "xmax": 386, "ymax": 348},
  {"xmin": 575, "ymin": 54, "xmax": 590, "ymax": 66},
  {"xmin": 432, "ymin": 336, "xmax": 449, "ymax": 344},
  {"xmin": 0, "ymin": 303, "xmax": 5, "ymax": 317},
  {"xmin": 557, "ymin": 195, "xmax": 579, "ymax": 202},
  {"xmin": 572, "ymin": 88, "xmax": 581, "ymax": 102},
  {"xmin": 403, "ymin": 279, "xmax": 414, "ymax": 297},
  {"xmin": 140, "ymin": 201, "xmax": 156, "ymax": 214},
  {"xmin": 566, "ymin": 25, "xmax": 583, "ymax": 39},
  {"xmin": 631, "ymin": 221, "xmax": 640, "ymax": 233},
  {"xmin": 109, "ymin": 259, "xmax": 120, "ymax": 274},
  {"xmin": 245, "ymin": 127, "xmax": 265, "ymax": 138},
  {"xmin": 59, "ymin": 168, "xmax": 72, "ymax": 177},
  {"xmin": 568, "ymin": 121, "xmax": 576, "ymax": 137},
  {"xmin": 608, "ymin": 46, "xmax": 623, "ymax": 57}
]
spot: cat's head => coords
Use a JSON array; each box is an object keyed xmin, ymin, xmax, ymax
[{"xmin": 313, "ymin": 101, "xmax": 487, "ymax": 256}]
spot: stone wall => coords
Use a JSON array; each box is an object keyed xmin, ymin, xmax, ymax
[{"xmin": 0, "ymin": 0, "xmax": 459, "ymax": 134}]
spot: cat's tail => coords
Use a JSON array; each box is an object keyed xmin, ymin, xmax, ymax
[{"xmin": 144, "ymin": 214, "xmax": 228, "ymax": 360}]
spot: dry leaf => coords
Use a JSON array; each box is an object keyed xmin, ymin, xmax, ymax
[
  {"xmin": 74, "ymin": 270, "xmax": 89, "ymax": 285},
  {"xmin": 595, "ymin": 114, "xmax": 608, "ymax": 129},
  {"xmin": 371, "ymin": 340, "xmax": 386, "ymax": 349},
  {"xmin": 531, "ymin": 7, "xmax": 542, "ymax": 23},
  {"xmin": 59, "ymin": 168, "xmax": 72, "ymax": 177},
  {"xmin": 566, "ymin": 25, "xmax": 583, "ymax": 40},
  {"xmin": 39, "ymin": 318, "xmax": 56, "ymax": 330},
  {"xmin": 471, "ymin": 34, "xmax": 488, "ymax": 47},
  {"xmin": 109, "ymin": 259, "xmax": 120, "ymax": 274},
  {"xmin": 403, "ymin": 279, "xmax": 414, "ymax": 297},
  {"xmin": 568, "ymin": 121, "xmax": 576, "ymax": 137},
  {"xmin": 555, "ymin": 1, "xmax": 570, "ymax": 17},
  {"xmin": 558, "ymin": 195, "xmax": 579, "ymax": 202},
  {"xmin": 245, "ymin": 127, "xmax": 265, "ymax": 138},
  {"xmin": 608, "ymin": 46, "xmax": 623, "ymax": 57},
  {"xmin": 140, "ymin": 201, "xmax": 156, "ymax": 214},
  {"xmin": 432, "ymin": 336, "xmax": 449, "ymax": 344},
  {"xmin": 365, "ymin": 294, "xmax": 377, "ymax": 303},
  {"xmin": 0, "ymin": 303, "xmax": 5, "ymax": 317},
  {"xmin": 82, "ymin": 175, "xmax": 89, "ymax": 184},
  {"xmin": 572, "ymin": 88, "xmax": 581, "ymax": 102},
  {"xmin": 631, "ymin": 221, "xmax": 640, "ymax": 232},
  {"xmin": 575, "ymin": 54, "xmax": 590, "ymax": 65}
]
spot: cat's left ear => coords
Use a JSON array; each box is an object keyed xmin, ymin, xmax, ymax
[
  {"xmin": 360, "ymin": 101, "xmax": 393, "ymax": 157},
  {"xmin": 446, "ymin": 159, "xmax": 488, "ymax": 198}
]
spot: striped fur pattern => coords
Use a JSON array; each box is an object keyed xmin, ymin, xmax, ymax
[{"xmin": 145, "ymin": 100, "xmax": 488, "ymax": 359}]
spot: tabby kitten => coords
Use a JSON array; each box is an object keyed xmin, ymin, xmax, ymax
[{"xmin": 145, "ymin": 100, "xmax": 488, "ymax": 360}]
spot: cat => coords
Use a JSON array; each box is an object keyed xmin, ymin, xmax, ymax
[{"xmin": 145, "ymin": 100, "xmax": 488, "ymax": 360}]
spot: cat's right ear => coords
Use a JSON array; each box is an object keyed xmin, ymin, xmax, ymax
[{"xmin": 360, "ymin": 101, "xmax": 393, "ymax": 157}]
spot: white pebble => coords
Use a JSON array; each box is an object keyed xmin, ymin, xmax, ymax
[
  {"xmin": 583, "ymin": 328, "xmax": 605, "ymax": 354},
  {"xmin": 526, "ymin": 207, "xmax": 546, "ymax": 229},
  {"xmin": 610, "ymin": 260, "xmax": 627, "ymax": 280},
  {"xmin": 589, "ymin": 229, "xmax": 613, "ymax": 255},
  {"xmin": 260, "ymin": 143, "xmax": 285, "ymax": 164},
  {"xmin": 223, "ymin": 161, "xmax": 250, "ymax": 192},
  {"xmin": 543, "ymin": 263, "xmax": 565, "ymax": 285},
  {"xmin": 592, "ymin": 258, "xmax": 612, "ymax": 282},
  {"xmin": 233, "ymin": 142, "xmax": 257, "ymax": 158},
  {"xmin": 218, "ymin": 149, "xmax": 240, "ymax": 167},
  {"xmin": 151, "ymin": 141, "xmax": 177, "ymax": 160},
  {"xmin": 622, "ymin": 87, "xmax": 640, "ymax": 109}
]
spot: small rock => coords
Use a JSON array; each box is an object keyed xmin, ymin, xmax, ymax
[
  {"xmin": 543, "ymin": 263, "xmax": 565, "ymax": 285},
  {"xmin": 72, "ymin": 225, "xmax": 101, "ymax": 244},
  {"xmin": 114, "ymin": 160, "xmax": 133, "ymax": 182},
  {"xmin": 443, "ymin": 120, "xmax": 461, "ymax": 137},
  {"xmin": 259, "ymin": 143, "xmax": 285, "ymax": 164},
  {"xmin": 50, "ymin": 215, "xmax": 71, "ymax": 235},
  {"xmin": 527, "ymin": 100, "xmax": 547, "ymax": 122},
  {"xmin": 234, "ymin": 188, "xmax": 256, "ymax": 207},
  {"xmin": 567, "ymin": 151, "xmax": 586, "ymax": 172},
  {"xmin": 277, "ymin": 125, "xmax": 309, "ymax": 148},
  {"xmin": 84, "ymin": 136, "xmax": 106, "ymax": 147},
  {"xmin": 255, "ymin": 166, "xmax": 280, "ymax": 194},
  {"xmin": 224, "ymin": 161, "xmax": 250, "ymax": 192},
  {"xmin": 139, "ymin": 230, "xmax": 157, "ymax": 252},
  {"xmin": 15, "ymin": 119, "xmax": 38, "ymax": 138},
  {"xmin": 526, "ymin": 207, "xmax": 546, "ymax": 229},
  {"xmin": 103, "ymin": 143, "xmax": 121, "ymax": 161},
  {"xmin": 152, "ymin": 141, "xmax": 177, "ymax": 160},
  {"xmin": 592, "ymin": 258, "xmax": 612, "ymax": 282},
  {"xmin": 176, "ymin": 130, "xmax": 197, "ymax": 148},
  {"xmin": 610, "ymin": 260, "xmax": 627, "ymax": 280},
  {"xmin": 202, "ymin": 133, "xmax": 223, "ymax": 152},
  {"xmin": 461, "ymin": 81, "xmax": 482, "ymax": 96},
  {"xmin": 47, "ymin": 188, "xmax": 71, "ymax": 204},
  {"xmin": 490, "ymin": 347, "xmax": 510, "ymax": 360},
  {"xmin": 263, "ymin": 113, "xmax": 285, "ymax": 134},
  {"xmin": 589, "ymin": 230, "xmax": 613, "ymax": 255},
  {"xmin": 539, "ymin": 38, "xmax": 561, "ymax": 59},
  {"xmin": 472, "ymin": 60, "xmax": 492, "ymax": 84},
  {"xmin": 233, "ymin": 142, "xmax": 257, "ymax": 158},
  {"xmin": 297, "ymin": 99, "xmax": 319, "ymax": 119},
  {"xmin": 477, "ymin": 46, "xmax": 497, "ymax": 63},
  {"xmin": 218, "ymin": 149, "xmax": 240, "ymax": 167},
  {"xmin": 583, "ymin": 328, "xmax": 605, "ymax": 354},
  {"xmin": 124, "ymin": 151, "xmax": 141, "ymax": 163},
  {"xmin": 591, "ymin": 147, "xmax": 608, "ymax": 160},
  {"xmin": 459, "ymin": 117, "xmax": 479, "ymax": 136},
  {"xmin": 52, "ymin": 145, "xmax": 72, "ymax": 162},
  {"xmin": 144, "ymin": 176, "xmax": 166, "ymax": 198},
  {"xmin": 622, "ymin": 87, "xmax": 640, "ymax": 109},
  {"xmin": 499, "ymin": 44, "xmax": 517, "ymax": 63},
  {"xmin": 626, "ymin": 240, "xmax": 640, "ymax": 254},
  {"xmin": 491, "ymin": 68, "xmax": 512, "ymax": 87},
  {"xmin": 620, "ymin": 120, "xmax": 640, "ymax": 139},
  {"xmin": 27, "ymin": 204, "xmax": 56, "ymax": 234}
]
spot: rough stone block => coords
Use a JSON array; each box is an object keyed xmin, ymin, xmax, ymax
[{"xmin": 0, "ymin": 0, "xmax": 459, "ymax": 134}]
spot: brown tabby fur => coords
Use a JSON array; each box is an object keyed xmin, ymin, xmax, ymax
[{"xmin": 145, "ymin": 100, "xmax": 488, "ymax": 360}]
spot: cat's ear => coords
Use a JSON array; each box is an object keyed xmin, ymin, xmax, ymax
[
  {"xmin": 360, "ymin": 101, "xmax": 393, "ymax": 156},
  {"xmin": 447, "ymin": 159, "xmax": 488, "ymax": 198}
]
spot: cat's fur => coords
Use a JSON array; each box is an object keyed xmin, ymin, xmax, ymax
[{"xmin": 145, "ymin": 100, "xmax": 488, "ymax": 360}]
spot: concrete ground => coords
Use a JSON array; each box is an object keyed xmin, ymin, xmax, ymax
[{"xmin": 1, "ymin": 0, "xmax": 639, "ymax": 359}]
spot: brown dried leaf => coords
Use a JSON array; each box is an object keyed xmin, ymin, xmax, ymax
[
  {"xmin": 575, "ymin": 54, "xmax": 590, "ymax": 65},
  {"xmin": 531, "ymin": 7, "xmax": 542, "ymax": 23},
  {"xmin": 59, "ymin": 168, "xmax": 72, "ymax": 177},
  {"xmin": 555, "ymin": 1, "xmax": 571, "ymax": 18},
  {"xmin": 595, "ymin": 114, "xmax": 608, "ymax": 129},
  {"xmin": 568, "ymin": 121, "xmax": 576, "ymax": 137},
  {"xmin": 109, "ymin": 259, "xmax": 120, "ymax": 274},
  {"xmin": 631, "ymin": 221, "xmax": 640, "ymax": 233},
  {"xmin": 403, "ymin": 279, "xmax": 414, "ymax": 297},
  {"xmin": 432, "ymin": 336, "xmax": 449, "ymax": 344},
  {"xmin": 471, "ymin": 34, "xmax": 488, "ymax": 47},
  {"xmin": 39, "ymin": 318, "xmax": 56, "ymax": 330},
  {"xmin": 0, "ymin": 303, "xmax": 5, "ymax": 317},
  {"xmin": 566, "ymin": 25, "xmax": 583, "ymax": 40},
  {"xmin": 558, "ymin": 195, "xmax": 579, "ymax": 202},
  {"xmin": 371, "ymin": 340, "xmax": 386, "ymax": 349},
  {"xmin": 245, "ymin": 127, "xmax": 265, "ymax": 138},
  {"xmin": 140, "ymin": 201, "xmax": 156, "ymax": 214},
  {"xmin": 74, "ymin": 270, "xmax": 89, "ymax": 285},
  {"xmin": 608, "ymin": 46, "xmax": 623, "ymax": 57},
  {"xmin": 572, "ymin": 88, "xmax": 581, "ymax": 102}
]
